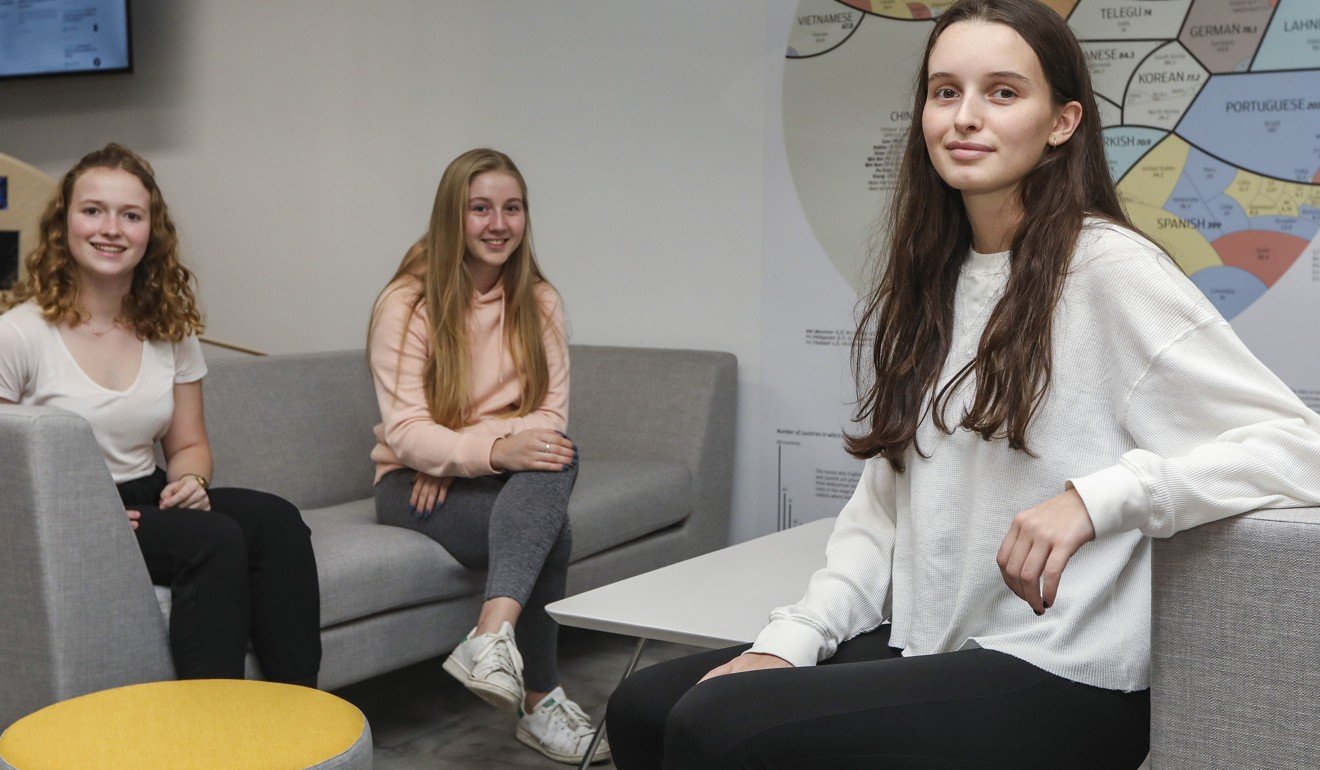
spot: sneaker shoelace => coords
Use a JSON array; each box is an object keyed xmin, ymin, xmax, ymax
[
  {"xmin": 543, "ymin": 698, "xmax": 596, "ymax": 746},
  {"xmin": 472, "ymin": 632, "xmax": 523, "ymax": 680}
]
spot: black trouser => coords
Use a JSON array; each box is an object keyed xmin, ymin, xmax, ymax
[
  {"xmin": 118, "ymin": 468, "xmax": 322, "ymax": 686},
  {"xmin": 606, "ymin": 625, "xmax": 1149, "ymax": 769}
]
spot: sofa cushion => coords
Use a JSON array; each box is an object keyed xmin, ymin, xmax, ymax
[
  {"xmin": 153, "ymin": 499, "xmax": 482, "ymax": 629},
  {"xmin": 304, "ymin": 499, "xmax": 484, "ymax": 628},
  {"xmin": 203, "ymin": 353, "xmax": 379, "ymax": 512},
  {"xmin": 568, "ymin": 459, "xmax": 691, "ymax": 559},
  {"xmin": 151, "ymin": 458, "xmax": 691, "ymax": 630}
]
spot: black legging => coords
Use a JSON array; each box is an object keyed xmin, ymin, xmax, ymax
[
  {"xmin": 606, "ymin": 625, "xmax": 1149, "ymax": 769},
  {"xmin": 118, "ymin": 468, "xmax": 322, "ymax": 686}
]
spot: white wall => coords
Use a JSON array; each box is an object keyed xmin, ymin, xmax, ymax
[{"xmin": 0, "ymin": 1, "xmax": 772, "ymax": 543}]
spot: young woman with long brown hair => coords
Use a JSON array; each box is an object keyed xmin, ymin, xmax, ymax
[
  {"xmin": 0, "ymin": 144, "xmax": 321, "ymax": 686},
  {"xmin": 606, "ymin": 1, "xmax": 1320, "ymax": 766},
  {"xmin": 368, "ymin": 148, "xmax": 605, "ymax": 764}
]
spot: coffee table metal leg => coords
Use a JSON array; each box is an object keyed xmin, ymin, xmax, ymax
[{"xmin": 580, "ymin": 636, "xmax": 648, "ymax": 769}]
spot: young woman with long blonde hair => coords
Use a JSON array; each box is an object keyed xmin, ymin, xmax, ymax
[{"xmin": 368, "ymin": 148, "xmax": 604, "ymax": 764}]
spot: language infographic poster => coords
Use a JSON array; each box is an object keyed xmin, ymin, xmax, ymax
[{"xmin": 763, "ymin": 0, "xmax": 1320, "ymax": 530}]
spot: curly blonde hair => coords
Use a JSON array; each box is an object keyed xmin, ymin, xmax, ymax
[{"xmin": 1, "ymin": 143, "xmax": 203, "ymax": 342}]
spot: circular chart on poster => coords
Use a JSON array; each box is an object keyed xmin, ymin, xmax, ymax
[{"xmin": 781, "ymin": 0, "xmax": 1320, "ymax": 319}]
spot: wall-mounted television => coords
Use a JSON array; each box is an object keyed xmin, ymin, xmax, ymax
[{"xmin": 0, "ymin": 0, "xmax": 132, "ymax": 81}]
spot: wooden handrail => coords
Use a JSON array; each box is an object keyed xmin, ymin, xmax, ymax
[{"xmin": 199, "ymin": 337, "xmax": 268, "ymax": 357}]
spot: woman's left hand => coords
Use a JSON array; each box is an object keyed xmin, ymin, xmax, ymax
[
  {"xmin": 410, "ymin": 472, "xmax": 444, "ymax": 521},
  {"xmin": 159, "ymin": 476, "xmax": 211, "ymax": 511},
  {"xmin": 996, "ymin": 488, "xmax": 1095, "ymax": 615}
]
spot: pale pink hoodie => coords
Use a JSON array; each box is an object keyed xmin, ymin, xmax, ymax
[{"xmin": 368, "ymin": 276, "xmax": 569, "ymax": 498}]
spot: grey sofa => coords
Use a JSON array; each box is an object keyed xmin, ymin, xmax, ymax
[
  {"xmin": 1150, "ymin": 508, "xmax": 1320, "ymax": 769},
  {"xmin": 0, "ymin": 345, "xmax": 737, "ymax": 730}
]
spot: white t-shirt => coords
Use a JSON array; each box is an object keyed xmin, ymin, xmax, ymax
[{"xmin": 0, "ymin": 300, "xmax": 208, "ymax": 483}]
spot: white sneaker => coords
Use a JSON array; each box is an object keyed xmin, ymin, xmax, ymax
[
  {"xmin": 516, "ymin": 686, "xmax": 610, "ymax": 765},
  {"xmin": 442, "ymin": 621, "xmax": 524, "ymax": 713}
]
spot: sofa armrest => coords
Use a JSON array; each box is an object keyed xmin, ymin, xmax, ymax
[
  {"xmin": 0, "ymin": 405, "xmax": 173, "ymax": 730},
  {"xmin": 568, "ymin": 345, "xmax": 738, "ymax": 555},
  {"xmin": 1151, "ymin": 507, "xmax": 1320, "ymax": 769}
]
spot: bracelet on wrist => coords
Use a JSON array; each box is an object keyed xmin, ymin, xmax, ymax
[{"xmin": 186, "ymin": 473, "xmax": 209, "ymax": 491}]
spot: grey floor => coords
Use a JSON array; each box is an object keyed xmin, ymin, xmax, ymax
[{"xmin": 334, "ymin": 628, "xmax": 707, "ymax": 769}]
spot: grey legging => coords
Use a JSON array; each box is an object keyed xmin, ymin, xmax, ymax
[{"xmin": 375, "ymin": 462, "xmax": 576, "ymax": 692}]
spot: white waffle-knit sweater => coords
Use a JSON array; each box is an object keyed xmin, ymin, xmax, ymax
[{"xmin": 748, "ymin": 220, "xmax": 1320, "ymax": 691}]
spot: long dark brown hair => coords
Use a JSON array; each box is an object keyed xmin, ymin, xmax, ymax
[
  {"xmin": 2, "ymin": 143, "xmax": 203, "ymax": 341},
  {"xmin": 847, "ymin": 0, "xmax": 1132, "ymax": 471}
]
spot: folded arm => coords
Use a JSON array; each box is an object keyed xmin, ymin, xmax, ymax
[
  {"xmin": 1003, "ymin": 319, "xmax": 1320, "ymax": 614},
  {"xmin": 1072, "ymin": 319, "xmax": 1320, "ymax": 539}
]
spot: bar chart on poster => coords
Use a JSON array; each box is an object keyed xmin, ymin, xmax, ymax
[{"xmin": 762, "ymin": 0, "xmax": 1320, "ymax": 530}]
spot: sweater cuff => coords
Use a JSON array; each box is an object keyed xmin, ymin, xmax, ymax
[
  {"xmin": 1067, "ymin": 463, "xmax": 1150, "ymax": 538},
  {"xmin": 455, "ymin": 433, "xmax": 499, "ymax": 477},
  {"xmin": 747, "ymin": 619, "xmax": 826, "ymax": 668}
]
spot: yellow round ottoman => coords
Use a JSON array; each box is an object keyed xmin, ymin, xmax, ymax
[{"xmin": 0, "ymin": 680, "xmax": 371, "ymax": 769}]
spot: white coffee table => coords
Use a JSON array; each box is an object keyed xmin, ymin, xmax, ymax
[{"xmin": 547, "ymin": 517, "xmax": 835, "ymax": 767}]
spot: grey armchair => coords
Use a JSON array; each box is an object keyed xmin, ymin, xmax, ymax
[
  {"xmin": 0, "ymin": 406, "xmax": 175, "ymax": 728},
  {"xmin": 1151, "ymin": 507, "xmax": 1320, "ymax": 769}
]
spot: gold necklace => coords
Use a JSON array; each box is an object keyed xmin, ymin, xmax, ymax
[{"xmin": 83, "ymin": 317, "xmax": 126, "ymax": 337}]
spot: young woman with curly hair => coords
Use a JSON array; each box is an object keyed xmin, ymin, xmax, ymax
[
  {"xmin": 0, "ymin": 144, "xmax": 321, "ymax": 686},
  {"xmin": 368, "ymin": 148, "xmax": 603, "ymax": 764},
  {"xmin": 605, "ymin": 1, "xmax": 1320, "ymax": 767}
]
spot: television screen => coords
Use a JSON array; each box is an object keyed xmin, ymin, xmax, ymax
[{"xmin": 0, "ymin": 0, "xmax": 131, "ymax": 80}]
